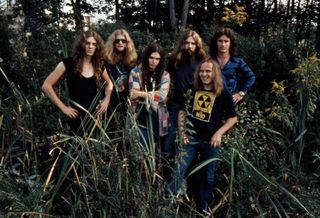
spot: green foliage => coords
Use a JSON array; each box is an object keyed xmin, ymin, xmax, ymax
[{"xmin": 1, "ymin": 11, "xmax": 320, "ymax": 217}]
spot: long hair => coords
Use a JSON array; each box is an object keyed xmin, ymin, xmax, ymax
[
  {"xmin": 140, "ymin": 42, "xmax": 165, "ymax": 88},
  {"xmin": 72, "ymin": 30, "xmax": 105, "ymax": 79},
  {"xmin": 168, "ymin": 30, "xmax": 207, "ymax": 67},
  {"xmin": 209, "ymin": 27, "xmax": 238, "ymax": 58},
  {"xmin": 194, "ymin": 58, "xmax": 224, "ymax": 95},
  {"xmin": 105, "ymin": 29, "xmax": 137, "ymax": 68}
]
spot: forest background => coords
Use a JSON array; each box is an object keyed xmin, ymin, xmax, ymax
[{"xmin": 0, "ymin": 0, "xmax": 319, "ymax": 217}]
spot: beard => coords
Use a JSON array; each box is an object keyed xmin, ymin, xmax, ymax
[
  {"xmin": 180, "ymin": 49, "xmax": 196, "ymax": 64},
  {"xmin": 184, "ymin": 48, "xmax": 195, "ymax": 56}
]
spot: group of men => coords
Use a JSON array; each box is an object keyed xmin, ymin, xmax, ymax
[{"xmin": 42, "ymin": 27, "xmax": 255, "ymax": 213}]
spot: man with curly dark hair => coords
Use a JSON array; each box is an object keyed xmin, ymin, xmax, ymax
[{"xmin": 42, "ymin": 30, "xmax": 113, "ymax": 134}]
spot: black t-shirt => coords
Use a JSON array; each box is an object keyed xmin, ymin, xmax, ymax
[
  {"xmin": 181, "ymin": 89, "xmax": 236, "ymax": 142},
  {"xmin": 167, "ymin": 60, "xmax": 201, "ymax": 109},
  {"xmin": 63, "ymin": 58, "xmax": 99, "ymax": 112},
  {"xmin": 105, "ymin": 62, "xmax": 131, "ymax": 112}
]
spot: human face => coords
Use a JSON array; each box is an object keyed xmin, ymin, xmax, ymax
[
  {"xmin": 114, "ymin": 34, "xmax": 127, "ymax": 52},
  {"xmin": 199, "ymin": 62, "xmax": 214, "ymax": 88},
  {"xmin": 85, "ymin": 37, "xmax": 97, "ymax": 57},
  {"xmin": 217, "ymin": 35, "xmax": 231, "ymax": 55},
  {"xmin": 148, "ymin": 52, "xmax": 161, "ymax": 71},
  {"xmin": 184, "ymin": 36, "xmax": 196, "ymax": 55}
]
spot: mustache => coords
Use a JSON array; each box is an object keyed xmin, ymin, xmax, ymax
[{"xmin": 184, "ymin": 49, "xmax": 194, "ymax": 54}]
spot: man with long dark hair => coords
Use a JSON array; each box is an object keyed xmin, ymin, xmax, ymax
[
  {"xmin": 164, "ymin": 30, "xmax": 207, "ymax": 186},
  {"xmin": 129, "ymin": 42, "xmax": 170, "ymax": 149},
  {"xmin": 42, "ymin": 30, "xmax": 113, "ymax": 134},
  {"xmin": 209, "ymin": 27, "xmax": 255, "ymax": 104}
]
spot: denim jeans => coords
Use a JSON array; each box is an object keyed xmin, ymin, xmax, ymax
[
  {"xmin": 162, "ymin": 108, "xmax": 179, "ymax": 183},
  {"xmin": 170, "ymin": 141, "xmax": 218, "ymax": 211}
]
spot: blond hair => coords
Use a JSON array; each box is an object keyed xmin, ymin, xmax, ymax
[
  {"xmin": 194, "ymin": 58, "xmax": 224, "ymax": 95},
  {"xmin": 105, "ymin": 29, "xmax": 137, "ymax": 67}
]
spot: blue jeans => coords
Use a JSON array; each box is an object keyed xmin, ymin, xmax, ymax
[
  {"xmin": 170, "ymin": 141, "xmax": 218, "ymax": 211},
  {"xmin": 162, "ymin": 108, "xmax": 179, "ymax": 183}
]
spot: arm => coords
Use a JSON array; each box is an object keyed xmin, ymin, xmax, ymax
[
  {"xmin": 41, "ymin": 62, "xmax": 79, "ymax": 118},
  {"xmin": 97, "ymin": 69, "xmax": 114, "ymax": 113},
  {"xmin": 129, "ymin": 68, "xmax": 144, "ymax": 100},
  {"xmin": 210, "ymin": 116, "xmax": 237, "ymax": 147},
  {"xmin": 131, "ymin": 71, "xmax": 170, "ymax": 102},
  {"xmin": 211, "ymin": 91, "xmax": 238, "ymax": 147},
  {"xmin": 130, "ymin": 70, "xmax": 171, "ymax": 101},
  {"xmin": 178, "ymin": 110, "xmax": 189, "ymax": 145},
  {"xmin": 240, "ymin": 58, "xmax": 255, "ymax": 92},
  {"xmin": 148, "ymin": 71, "xmax": 170, "ymax": 108},
  {"xmin": 233, "ymin": 59, "xmax": 255, "ymax": 103}
]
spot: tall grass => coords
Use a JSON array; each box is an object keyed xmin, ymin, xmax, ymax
[{"xmin": 1, "ymin": 61, "xmax": 319, "ymax": 217}]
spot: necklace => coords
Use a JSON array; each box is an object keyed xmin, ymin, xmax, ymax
[
  {"xmin": 114, "ymin": 63, "xmax": 128, "ymax": 92},
  {"xmin": 217, "ymin": 55, "xmax": 230, "ymax": 69},
  {"xmin": 115, "ymin": 63, "xmax": 126, "ymax": 75}
]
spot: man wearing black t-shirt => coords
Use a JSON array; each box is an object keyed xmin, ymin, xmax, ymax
[
  {"xmin": 42, "ymin": 30, "xmax": 113, "ymax": 134},
  {"xmin": 172, "ymin": 58, "xmax": 237, "ymax": 212}
]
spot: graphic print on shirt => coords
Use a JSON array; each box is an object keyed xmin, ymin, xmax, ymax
[
  {"xmin": 192, "ymin": 91, "xmax": 216, "ymax": 122},
  {"xmin": 114, "ymin": 64, "xmax": 128, "ymax": 92}
]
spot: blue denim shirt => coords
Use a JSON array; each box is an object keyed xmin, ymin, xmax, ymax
[{"xmin": 222, "ymin": 56, "xmax": 255, "ymax": 94}]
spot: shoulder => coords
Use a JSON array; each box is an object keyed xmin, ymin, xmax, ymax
[
  {"xmin": 62, "ymin": 57, "xmax": 74, "ymax": 66},
  {"xmin": 163, "ymin": 70, "xmax": 170, "ymax": 77},
  {"xmin": 230, "ymin": 56, "xmax": 246, "ymax": 64},
  {"xmin": 62, "ymin": 57, "xmax": 75, "ymax": 74},
  {"xmin": 104, "ymin": 61, "xmax": 112, "ymax": 69},
  {"xmin": 218, "ymin": 89, "xmax": 232, "ymax": 100},
  {"xmin": 56, "ymin": 61, "xmax": 66, "ymax": 70},
  {"xmin": 160, "ymin": 69, "xmax": 170, "ymax": 77},
  {"xmin": 130, "ymin": 66, "xmax": 141, "ymax": 77}
]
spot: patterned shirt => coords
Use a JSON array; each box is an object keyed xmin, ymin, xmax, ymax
[{"xmin": 129, "ymin": 66, "xmax": 171, "ymax": 136}]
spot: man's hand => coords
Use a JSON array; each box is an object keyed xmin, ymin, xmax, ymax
[
  {"xmin": 130, "ymin": 89, "xmax": 141, "ymax": 100},
  {"xmin": 181, "ymin": 133, "xmax": 190, "ymax": 145},
  {"xmin": 232, "ymin": 93, "xmax": 243, "ymax": 104},
  {"xmin": 97, "ymin": 98, "xmax": 110, "ymax": 114},
  {"xmin": 210, "ymin": 132, "xmax": 222, "ymax": 148},
  {"xmin": 61, "ymin": 106, "xmax": 79, "ymax": 118}
]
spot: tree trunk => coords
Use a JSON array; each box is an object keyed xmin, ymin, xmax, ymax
[
  {"xmin": 115, "ymin": 0, "xmax": 120, "ymax": 21},
  {"xmin": 168, "ymin": 0, "xmax": 177, "ymax": 32},
  {"xmin": 207, "ymin": 0, "xmax": 214, "ymax": 19},
  {"xmin": 273, "ymin": 0, "xmax": 278, "ymax": 17},
  {"xmin": 316, "ymin": 0, "xmax": 320, "ymax": 53},
  {"xmin": 72, "ymin": 0, "xmax": 83, "ymax": 31},
  {"xmin": 181, "ymin": 0, "xmax": 189, "ymax": 29}
]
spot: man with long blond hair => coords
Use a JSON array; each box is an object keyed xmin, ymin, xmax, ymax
[
  {"xmin": 105, "ymin": 29, "xmax": 137, "ymax": 115},
  {"xmin": 163, "ymin": 30, "xmax": 207, "ymax": 184},
  {"xmin": 172, "ymin": 58, "xmax": 237, "ymax": 213}
]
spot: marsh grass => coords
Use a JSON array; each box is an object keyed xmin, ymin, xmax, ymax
[{"xmin": 0, "ymin": 64, "xmax": 319, "ymax": 217}]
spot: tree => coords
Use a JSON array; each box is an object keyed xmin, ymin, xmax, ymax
[
  {"xmin": 168, "ymin": 0, "xmax": 177, "ymax": 32},
  {"xmin": 181, "ymin": 0, "xmax": 189, "ymax": 29},
  {"xmin": 71, "ymin": 0, "xmax": 83, "ymax": 31}
]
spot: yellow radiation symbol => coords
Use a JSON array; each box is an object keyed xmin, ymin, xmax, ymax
[
  {"xmin": 193, "ymin": 91, "xmax": 216, "ymax": 122},
  {"xmin": 197, "ymin": 94, "xmax": 212, "ymax": 109}
]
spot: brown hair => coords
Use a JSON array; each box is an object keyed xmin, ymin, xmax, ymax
[
  {"xmin": 209, "ymin": 27, "xmax": 238, "ymax": 58},
  {"xmin": 105, "ymin": 29, "xmax": 137, "ymax": 68},
  {"xmin": 72, "ymin": 30, "xmax": 105, "ymax": 79},
  {"xmin": 168, "ymin": 30, "xmax": 207, "ymax": 67},
  {"xmin": 194, "ymin": 58, "xmax": 224, "ymax": 95}
]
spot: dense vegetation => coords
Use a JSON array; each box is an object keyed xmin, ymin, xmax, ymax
[{"xmin": 0, "ymin": 1, "xmax": 320, "ymax": 217}]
